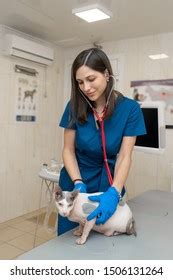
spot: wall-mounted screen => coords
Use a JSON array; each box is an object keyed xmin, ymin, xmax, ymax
[{"xmin": 135, "ymin": 102, "xmax": 166, "ymax": 154}]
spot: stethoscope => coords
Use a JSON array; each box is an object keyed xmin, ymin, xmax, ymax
[{"xmin": 78, "ymin": 75, "xmax": 116, "ymax": 186}]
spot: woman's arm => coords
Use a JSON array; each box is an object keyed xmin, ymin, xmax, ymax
[
  {"xmin": 87, "ymin": 136, "xmax": 136, "ymax": 225},
  {"xmin": 62, "ymin": 128, "xmax": 82, "ymax": 181},
  {"xmin": 112, "ymin": 136, "xmax": 136, "ymax": 192}
]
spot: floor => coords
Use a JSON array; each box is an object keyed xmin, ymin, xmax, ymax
[{"xmin": 0, "ymin": 209, "xmax": 57, "ymax": 260}]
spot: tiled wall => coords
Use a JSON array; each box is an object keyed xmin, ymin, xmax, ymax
[{"xmin": 0, "ymin": 27, "xmax": 64, "ymax": 222}]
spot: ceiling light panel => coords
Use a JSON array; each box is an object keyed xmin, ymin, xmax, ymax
[
  {"xmin": 148, "ymin": 53, "xmax": 169, "ymax": 60},
  {"xmin": 72, "ymin": 4, "xmax": 113, "ymax": 23}
]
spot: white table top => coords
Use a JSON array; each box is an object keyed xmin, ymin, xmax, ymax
[
  {"xmin": 38, "ymin": 169, "xmax": 60, "ymax": 182},
  {"xmin": 18, "ymin": 190, "xmax": 173, "ymax": 260}
]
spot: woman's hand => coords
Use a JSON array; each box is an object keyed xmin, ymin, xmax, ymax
[
  {"xmin": 73, "ymin": 182, "xmax": 87, "ymax": 193},
  {"xmin": 87, "ymin": 187, "xmax": 120, "ymax": 224}
]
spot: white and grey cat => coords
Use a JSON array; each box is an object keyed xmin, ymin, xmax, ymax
[{"xmin": 54, "ymin": 185, "xmax": 136, "ymax": 245}]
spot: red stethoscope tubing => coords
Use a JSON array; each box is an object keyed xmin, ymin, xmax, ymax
[
  {"xmin": 78, "ymin": 84, "xmax": 115, "ymax": 185},
  {"xmin": 93, "ymin": 108, "xmax": 113, "ymax": 186}
]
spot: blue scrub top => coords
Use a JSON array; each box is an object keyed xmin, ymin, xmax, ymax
[
  {"xmin": 59, "ymin": 96, "xmax": 146, "ymax": 193},
  {"xmin": 57, "ymin": 96, "xmax": 146, "ymax": 235}
]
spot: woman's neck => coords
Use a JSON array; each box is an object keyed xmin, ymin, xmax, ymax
[{"xmin": 95, "ymin": 98, "xmax": 106, "ymax": 113}]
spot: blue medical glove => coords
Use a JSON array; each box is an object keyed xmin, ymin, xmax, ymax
[
  {"xmin": 87, "ymin": 186, "xmax": 120, "ymax": 225},
  {"xmin": 73, "ymin": 182, "xmax": 87, "ymax": 193}
]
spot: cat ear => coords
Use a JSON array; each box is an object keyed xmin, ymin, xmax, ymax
[
  {"xmin": 71, "ymin": 189, "xmax": 79, "ymax": 200},
  {"xmin": 54, "ymin": 184, "xmax": 62, "ymax": 198}
]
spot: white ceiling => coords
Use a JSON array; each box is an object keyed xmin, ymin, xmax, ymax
[{"xmin": 0, "ymin": 0, "xmax": 173, "ymax": 47}]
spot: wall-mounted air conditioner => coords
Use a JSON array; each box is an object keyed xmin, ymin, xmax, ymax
[{"xmin": 4, "ymin": 34, "xmax": 54, "ymax": 65}]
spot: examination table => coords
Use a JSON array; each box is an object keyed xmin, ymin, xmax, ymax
[{"xmin": 18, "ymin": 190, "xmax": 173, "ymax": 260}]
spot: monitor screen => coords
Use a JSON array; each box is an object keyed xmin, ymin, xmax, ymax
[{"xmin": 134, "ymin": 102, "xmax": 165, "ymax": 154}]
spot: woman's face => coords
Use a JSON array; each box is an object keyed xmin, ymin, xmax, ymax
[{"xmin": 76, "ymin": 65, "xmax": 107, "ymax": 105}]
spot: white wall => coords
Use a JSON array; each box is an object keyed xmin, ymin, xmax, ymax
[
  {"xmin": 1, "ymin": 28, "xmax": 173, "ymax": 222},
  {"xmin": 63, "ymin": 33, "xmax": 173, "ymax": 199},
  {"xmin": 0, "ymin": 26, "xmax": 64, "ymax": 222}
]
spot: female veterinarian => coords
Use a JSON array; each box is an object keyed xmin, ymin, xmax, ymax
[{"xmin": 57, "ymin": 48, "xmax": 146, "ymax": 235}]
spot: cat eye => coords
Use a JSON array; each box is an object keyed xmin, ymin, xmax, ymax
[
  {"xmin": 58, "ymin": 203, "xmax": 63, "ymax": 206},
  {"xmin": 69, "ymin": 203, "xmax": 73, "ymax": 207}
]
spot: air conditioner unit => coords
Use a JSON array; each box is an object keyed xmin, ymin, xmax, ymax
[{"xmin": 4, "ymin": 34, "xmax": 54, "ymax": 65}]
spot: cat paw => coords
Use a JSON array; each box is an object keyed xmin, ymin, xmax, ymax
[
  {"xmin": 113, "ymin": 231, "xmax": 121, "ymax": 236},
  {"xmin": 104, "ymin": 231, "xmax": 113, "ymax": 237},
  {"xmin": 76, "ymin": 238, "xmax": 86, "ymax": 245},
  {"xmin": 73, "ymin": 229, "xmax": 82, "ymax": 236}
]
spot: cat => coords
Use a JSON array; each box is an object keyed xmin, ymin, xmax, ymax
[{"xmin": 54, "ymin": 185, "xmax": 136, "ymax": 245}]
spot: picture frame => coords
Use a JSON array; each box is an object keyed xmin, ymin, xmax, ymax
[{"xmin": 130, "ymin": 79, "xmax": 173, "ymax": 129}]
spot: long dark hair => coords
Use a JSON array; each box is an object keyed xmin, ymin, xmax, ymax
[{"xmin": 70, "ymin": 48, "xmax": 123, "ymax": 124}]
